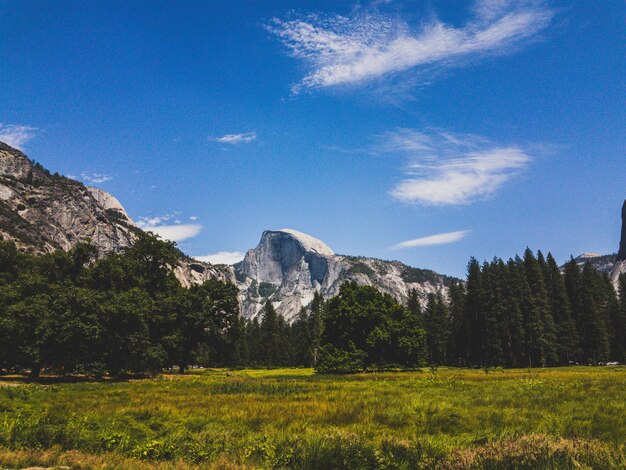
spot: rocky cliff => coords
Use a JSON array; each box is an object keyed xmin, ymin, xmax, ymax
[
  {"xmin": 610, "ymin": 200, "xmax": 626, "ymax": 288},
  {"xmin": 568, "ymin": 253, "xmax": 616, "ymax": 275},
  {"xmin": 234, "ymin": 229, "xmax": 455, "ymax": 321},
  {"xmin": 0, "ymin": 141, "xmax": 232, "ymax": 286},
  {"xmin": 0, "ymin": 141, "xmax": 136, "ymax": 255},
  {"xmin": 0, "ymin": 140, "xmax": 471, "ymax": 320}
]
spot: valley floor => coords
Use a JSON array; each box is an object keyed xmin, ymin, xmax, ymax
[{"xmin": 0, "ymin": 367, "xmax": 625, "ymax": 469}]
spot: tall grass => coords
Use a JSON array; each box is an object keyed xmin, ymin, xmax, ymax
[{"xmin": 0, "ymin": 367, "xmax": 624, "ymax": 468}]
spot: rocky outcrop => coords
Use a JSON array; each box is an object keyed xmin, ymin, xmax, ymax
[
  {"xmin": 175, "ymin": 259, "xmax": 235, "ymax": 287},
  {"xmin": 610, "ymin": 200, "xmax": 626, "ymax": 289},
  {"xmin": 617, "ymin": 201, "xmax": 626, "ymax": 261},
  {"xmin": 0, "ymin": 141, "xmax": 455, "ymax": 320},
  {"xmin": 0, "ymin": 141, "xmax": 230, "ymax": 288},
  {"xmin": 0, "ymin": 141, "xmax": 136, "ymax": 255},
  {"xmin": 568, "ymin": 253, "xmax": 616, "ymax": 275},
  {"xmin": 234, "ymin": 229, "xmax": 455, "ymax": 321}
]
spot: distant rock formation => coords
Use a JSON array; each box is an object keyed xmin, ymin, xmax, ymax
[
  {"xmin": 0, "ymin": 140, "xmax": 459, "ymax": 320},
  {"xmin": 0, "ymin": 140, "xmax": 232, "ymax": 286},
  {"xmin": 617, "ymin": 200, "xmax": 626, "ymax": 261},
  {"xmin": 567, "ymin": 253, "xmax": 616, "ymax": 275},
  {"xmin": 234, "ymin": 229, "xmax": 455, "ymax": 321},
  {"xmin": 610, "ymin": 200, "xmax": 626, "ymax": 289},
  {"xmin": 0, "ymin": 141, "xmax": 136, "ymax": 255}
]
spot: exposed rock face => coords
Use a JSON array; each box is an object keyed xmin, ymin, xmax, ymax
[
  {"xmin": 617, "ymin": 200, "xmax": 626, "ymax": 261},
  {"xmin": 610, "ymin": 200, "xmax": 626, "ymax": 289},
  {"xmin": 234, "ymin": 229, "xmax": 455, "ymax": 321},
  {"xmin": 175, "ymin": 259, "xmax": 235, "ymax": 287},
  {"xmin": 567, "ymin": 253, "xmax": 616, "ymax": 275},
  {"xmin": 0, "ymin": 141, "xmax": 454, "ymax": 319},
  {"xmin": 0, "ymin": 141, "xmax": 231, "ymax": 287},
  {"xmin": 0, "ymin": 141, "xmax": 136, "ymax": 255}
]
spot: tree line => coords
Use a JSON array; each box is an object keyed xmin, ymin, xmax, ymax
[
  {"xmin": 0, "ymin": 235, "xmax": 241, "ymax": 377},
  {"xmin": 231, "ymin": 249, "xmax": 626, "ymax": 371},
  {"xmin": 0, "ymin": 237, "xmax": 624, "ymax": 376}
]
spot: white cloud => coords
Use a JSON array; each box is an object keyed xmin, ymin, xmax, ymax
[
  {"xmin": 142, "ymin": 224, "xmax": 202, "ymax": 243},
  {"xmin": 135, "ymin": 213, "xmax": 202, "ymax": 242},
  {"xmin": 189, "ymin": 216, "xmax": 198, "ymax": 221},
  {"xmin": 382, "ymin": 129, "xmax": 532, "ymax": 205},
  {"xmin": 210, "ymin": 131, "xmax": 257, "ymax": 145},
  {"xmin": 81, "ymin": 172, "xmax": 113, "ymax": 184},
  {"xmin": 194, "ymin": 251, "xmax": 245, "ymax": 265},
  {"xmin": 0, "ymin": 124, "xmax": 38, "ymax": 150},
  {"xmin": 267, "ymin": 0, "xmax": 553, "ymax": 93},
  {"xmin": 136, "ymin": 215, "xmax": 175, "ymax": 228},
  {"xmin": 392, "ymin": 230, "xmax": 471, "ymax": 249}
]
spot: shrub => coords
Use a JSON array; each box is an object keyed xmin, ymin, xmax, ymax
[{"xmin": 316, "ymin": 344, "xmax": 366, "ymax": 373}]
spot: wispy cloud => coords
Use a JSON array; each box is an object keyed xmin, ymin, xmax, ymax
[
  {"xmin": 267, "ymin": 0, "xmax": 553, "ymax": 93},
  {"xmin": 143, "ymin": 224, "xmax": 202, "ymax": 243},
  {"xmin": 136, "ymin": 213, "xmax": 202, "ymax": 242},
  {"xmin": 210, "ymin": 131, "xmax": 257, "ymax": 145},
  {"xmin": 136, "ymin": 214, "xmax": 177, "ymax": 228},
  {"xmin": 381, "ymin": 129, "xmax": 532, "ymax": 205},
  {"xmin": 194, "ymin": 251, "xmax": 245, "ymax": 265},
  {"xmin": 0, "ymin": 124, "xmax": 38, "ymax": 150},
  {"xmin": 392, "ymin": 230, "xmax": 471, "ymax": 249},
  {"xmin": 81, "ymin": 172, "xmax": 113, "ymax": 184}
]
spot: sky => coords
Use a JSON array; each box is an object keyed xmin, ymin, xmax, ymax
[{"xmin": 0, "ymin": 0, "xmax": 624, "ymax": 277}]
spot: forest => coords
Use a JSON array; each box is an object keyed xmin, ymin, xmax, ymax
[{"xmin": 0, "ymin": 233, "xmax": 625, "ymax": 376}]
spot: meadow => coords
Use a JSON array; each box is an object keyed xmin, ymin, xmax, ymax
[{"xmin": 0, "ymin": 367, "xmax": 624, "ymax": 469}]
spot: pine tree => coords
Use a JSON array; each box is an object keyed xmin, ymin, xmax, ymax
[
  {"xmin": 446, "ymin": 281, "xmax": 466, "ymax": 366},
  {"xmin": 260, "ymin": 300, "xmax": 281, "ymax": 365},
  {"xmin": 423, "ymin": 293, "xmax": 449, "ymax": 365},
  {"xmin": 545, "ymin": 253, "xmax": 579, "ymax": 363},
  {"xmin": 523, "ymin": 248, "xmax": 557, "ymax": 367},
  {"xmin": 406, "ymin": 288, "xmax": 426, "ymax": 365},
  {"xmin": 464, "ymin": 258, "xmax": 485, "ymax": 366},
  {"xmin": 482, "ymin": 259, "xmax": 505, "ymax": 366},
  {"xmin": 501, "ymin": 258, "xmax": 526, "ymax": 367},
  {"xmin": 615, "ymin": 274, "xmax": 626, "ymax": 362},
  {"xmin": 579, "ymin": 264, "xmax": 610, "ymax": 364}
]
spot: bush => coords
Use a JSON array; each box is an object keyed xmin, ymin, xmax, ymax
[{"xmin": 316, "ymin": 344, "xmax": 366, "ymax": 374}]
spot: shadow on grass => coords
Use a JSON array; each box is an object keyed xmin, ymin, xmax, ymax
[{"xmin": 0, "ymin": 373, "xmax": 156, "ymax": 385}]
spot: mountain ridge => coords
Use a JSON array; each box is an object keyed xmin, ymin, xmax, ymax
[
  {"xmin": 2, "ymin": 141, "xmax": 623, "ymax": 320},
  {"xmin": 233, "ymin": 228, "xmax": 455, "ymax": 321},
  {"xmin": 0, "ymin": 141, "xmax": 455, "ymax": 320}
]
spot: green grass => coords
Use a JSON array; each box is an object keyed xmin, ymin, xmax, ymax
[{"xmin": 0, "ymin": 367, "xmax": 624, "ymax": 469}]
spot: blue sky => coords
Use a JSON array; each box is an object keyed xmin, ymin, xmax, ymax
[{"xmin": 0, "ymin": 0, "xmax": 624, "ymax": 277}]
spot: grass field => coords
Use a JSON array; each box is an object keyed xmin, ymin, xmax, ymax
[{"xmin": 0, "ymin": 367, "xmax": 625, "ymax": 469}]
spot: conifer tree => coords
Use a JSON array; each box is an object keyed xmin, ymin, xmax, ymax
[
  {"xmin": 464, "ymin": 258, "xmax": 485, "ymax": 366},
  {"xmin": 423, "ymin": 293, "xmax": 449, "ymax": 365},
  {"xmin": 523, "ymin": 248, "xmax": 557, "ymax": 367},
  {"xmin": 446, "ymin": 280, "xmax": 466, "ymax": 366},
  {"xmin": 501, "ymin": 258, "xmax": 526, "ymax": 367},
  {"xmin": 579, "ymin": 264, "xmax": 611, "ymax": 364},
  {"xmin": 545, "ymin": 253, "xmax": 579, "ymax": 363}
]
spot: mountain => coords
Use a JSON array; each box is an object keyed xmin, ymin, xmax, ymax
[
  {"xmin": 0, "ymin": 142, "xmax": 137, "ymax": 254},
  {"xmin": 0, "ymin": 141, "xmax": 453, "ymax": 320},
  {"xmin": 234, "ymin": 229, "xmax": 456, "ymax": 321},
  {"xmin": 610, "ymin": 200, "xmax": 626, "ymax": 288},
  {"xmin": 563, "ymin": 200, "xmax": 626, "ymax": 290},
  {"xmin": 0, "ymin": 141, "xmax": 232, "ymax": 285},
  {"xmin": 568, "ymin": 253, "xmax": 616, "ymax": 275}
]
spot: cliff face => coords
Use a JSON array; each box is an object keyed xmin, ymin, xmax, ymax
[
  {"xmin": 610, "ymin": 200, "xmax": 626, "ymax": 288},
  {"xmin": 617, "ymin": 200, "xmax": 626, "ymax": 261},
  {"xmin": 234, "ymin": 229, "xmax": 454, "ymax": 321},
  {"xmin": 0, "ymin": 141, "xmax": 456, "ymax": 320},
  {"xmin": 0, "ymin": 142, "xmax": 136, "ymax": 255},
  {"xmin": 0, "ymin": 141, "xmax": 233, "ymax": 286}
]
